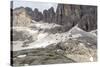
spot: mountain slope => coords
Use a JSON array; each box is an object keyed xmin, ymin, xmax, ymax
[{"xmin": 12, "ymin": 24, "xmax": 97, "ymax": 51}]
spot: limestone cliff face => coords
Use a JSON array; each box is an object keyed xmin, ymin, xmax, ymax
[
  {"xmin": 13, "ymin": 7, "xmax": 32, "ymax": 27},
  {"xmin": 32, "ymin": 8, "xmax": 43, "ymax": 21},
  {"xmin": 55, "ymin": 4, "xmax": 97, "ymax": 32},
  {"xmin": 12, "ymin": 4, "xmax": 97, "ymax": 32},
  {"xmin": 43, "ymin": 7, "xmax": 55, "ymax": 23},
  {"xmin": 55, "ymin": 4, "xmax": 81, "ymax": 31},
  {"xmin": 78, "ymin": 6, "xmax": 97, "ymax": 31}
]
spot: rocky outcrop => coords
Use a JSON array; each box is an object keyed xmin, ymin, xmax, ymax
[
  {"xmin": 13, "ymin": 7, "xmax": 32, "ymax": 26},
  {"xmin": 33, "ymin": 8, "xmax": 43, "ymax": 21},
  {"xmin": 13, "ymin": 7, "xmax": 43, "ymax": 26},
  {"xmin": 25, "ymin": 7, "xmax": 34, "ymax": 18},
  {"xmin": 55, "ymin": 4, "xmax": 97, "ymax": 32},
  {"xmin": 55, "ymin": 4, "xmax": 80, "ymax": 31},
  {"xmin": 43, "ymin": 7, "xmax": 55, "ymax": 23},
  {"xmin": 43, "ymin": 9, "xmax": 49, "ymax": 22},
  {"xmin": 78, "ymin": 6, "xmax": 97, "ymax": 31},
  {"xmin": 48, "ymin": 7, "xmax": 55, "ymax": 23}
]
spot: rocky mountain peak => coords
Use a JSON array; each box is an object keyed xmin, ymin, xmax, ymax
[
  {"xmin": 12, "ymin": 4, "xmax": 97, "ymax": 32},
  {"xmin": 13, "ymin": 7, "xmax": 32, "ymax": 27}
]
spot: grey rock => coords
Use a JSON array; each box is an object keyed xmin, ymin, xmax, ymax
[
  {"xmin": 48, "ymin": 7, "xmax": 55, "ymax": 23},
  {"xmin": 13, "ymin": 7, "xmax": 32, "ymax": 27},
  {"xmin": 43, "ymin": 9, "xmax": 49, "ymax": 22},
  {"xmin": 33, "ymin": 8, "xmax": 43, "ymax": 21},
  {"xmin": 55, "ymin": 4, "xmax": 97, "ymax": 32}
]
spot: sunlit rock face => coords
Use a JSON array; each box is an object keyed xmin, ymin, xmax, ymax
[{"xmin": 13, "ymin": 7, "xmax": 32, "ymax": 27}]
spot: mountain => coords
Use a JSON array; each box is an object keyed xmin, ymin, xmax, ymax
[
  {"xmin": 54, "ymin": 4, "xmax": 97, "ymax": 32},
  {"xmin": 12, "ymin": 4, "xmax": 97, "ymax": 32},
  {"xmin": 11, "ymin": 3, "xmax": 97, "ymax": 65}
]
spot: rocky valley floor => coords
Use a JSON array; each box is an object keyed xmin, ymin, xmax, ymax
[{"xmin": 11, "ymin": 21, "xmax": 97, "ymax": 66}]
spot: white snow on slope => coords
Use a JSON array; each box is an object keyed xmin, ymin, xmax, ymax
[
  {"xmin": 13, "ymin": 24, "xmax": 97, "ymax": 51},
  {"xmin": 13, "ymin": 22, "xmax": 62, "ymax": 51},
  {"xmin": 13, "ymin": 33, "xmax": 66, "ymax": 51},
  {"xmin": 67, "ymin": 25, "xmax": 96, "ymax": 39}
]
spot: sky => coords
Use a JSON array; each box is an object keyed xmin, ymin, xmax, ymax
[{"xmin": 13, "ymin": 1, "xmax": 58, "ymax": 12}]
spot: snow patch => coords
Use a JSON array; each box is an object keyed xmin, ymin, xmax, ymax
[
  {"xmin": 68, "ymin": 25, "xmax": 96, "ymax": 39},
  {"xmin": 90, "ymin": 56, "xmax": 93, "ymax": 62},
  {"xmin": 79, "ymin": 43, "xmax": 84, "ymax": 46},
  {"xmin": 17, "ymin": 55, "xmax": 26, "ymax": 58},
  {"xmin": 72, "ymin": 34, "xmax": 82, "ymax": 38}
]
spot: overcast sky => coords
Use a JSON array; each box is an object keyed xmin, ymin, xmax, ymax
[{"xmin": 13, "ymin": 1, "xmax": 58, "ymax": 12}]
